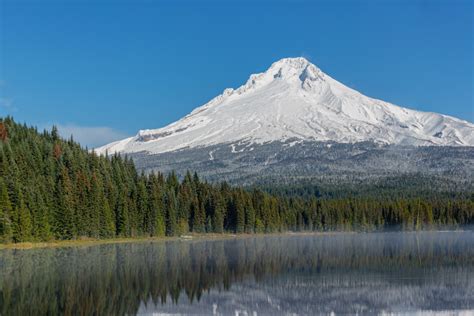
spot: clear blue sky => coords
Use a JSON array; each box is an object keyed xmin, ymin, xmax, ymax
[{"xmin": 0, "ymin": 0, "xmax": 472, "ymax": 147}]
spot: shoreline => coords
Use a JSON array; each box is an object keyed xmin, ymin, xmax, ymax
[
  {"xmin": 1, "ymin": 230, "xmax": 469, "ymax": 250},
  {"xmin": 0, "ymin": 231, "xmax": 346, "ymax": 250}
]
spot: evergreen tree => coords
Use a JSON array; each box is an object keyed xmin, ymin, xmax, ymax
[
  {"xmin": 211, "ymin": 192, "xmax": 224, "ymax": 233},
  {"xmin": 55, "ymin": 166, "xmax": 76, "ymax": 239},
  {"xmin": 136, "ymin": 177, "xmax": 149, "ymax": 235},
  {"xmin": 0, "ymin": 178, "xmax": 13, "ymax": 242},
  {"xmin": 191, "ymin": 196, "xmax": 205, "ymax": 233},
  {"xmin": 116, "ymin": 187, "xmax": 130, "ymax": 237},
  {"xmin": 165, "ymin": 189, "xmax": 178, "ymax": 236},
  {"xmin": 234, "ymin": 191, "xmax": 245, "ymax": 234},
  {"xmin": 148, "ymin": 174, "xmax": 165, "ymax": 236},
  {"xmin": 13, "ymin": 192, "xmax": 32, "ymax": 242}
]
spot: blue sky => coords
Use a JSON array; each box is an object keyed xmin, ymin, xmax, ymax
[{"xmin": 0, "ymin": 0, "xmax": 472, "ymax": 147}]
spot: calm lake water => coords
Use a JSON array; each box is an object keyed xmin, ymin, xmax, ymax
[{"xmin": 1, "ymin": 232, "xmax": 473, "ymax": 315}]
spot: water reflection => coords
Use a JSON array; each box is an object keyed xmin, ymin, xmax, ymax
[{"xmin": 1, "ymin": 232, "xmax": 473, "ymax": 315}]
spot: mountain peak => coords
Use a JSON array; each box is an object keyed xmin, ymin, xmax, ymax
[
  {"xmin": 267, "ymin": 57, "xmax": 321, "ymax": 79},
  {"xmin": 96, "ymin": 58, "xmax": 474, "ymax": 155},
  {"xmin": 236, "ymin": 57, "xmax": 324, "ymax": 94},
  {"xmin": 271, "ymin": 57, "xmax": 312, "ymax": 68}
]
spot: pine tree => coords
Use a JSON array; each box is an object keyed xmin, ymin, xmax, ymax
[
  {"xmin": 165, "ymin": 189, "xmax": 178, "ymax": 236},
  {"xmin": 116, "ymin": 187, "xmax": 130, "ymax": 237},
  {"xmin": 148, "ymin": 174, "xmax": 165, "ymax": 236},
  {"xmin": 244, "ymin": 194, "xmax": 255, "ymax": 233},
  {"xmin": 191, "ymin": 196, "xmax": 205, "ymax": 233},
  {"xmin": 176, "ymin": 184, "xmax": 191, "ymax": 235},
  {"xmin": 13, "ymin": 192, "xmax": 32, "ymax": 242},
  {"xmin": 88, "ymin": 172, "xmax": 116, "ymax": 238},
  {"xmin": 0, "ymin": 178, "xmax": 13, "ymax": 242},
  {"xmin": 31, "ymin": 185, "xmax": 53, "ymax": 241},
  {"xmin": 55, "ymin": 166, "xmax": 76, "ymax": 239},
  {"xmin": 51, "ymin": 125, "xmax": 59, "ymax": 141},
  {"xmin": 211, "ymin": 192, "xmax": 224, "ymax": 233},
  {"xmin": 235, "ymin": 192, "xmax": 245, "ymax": 234},
  {"xmin": 137, "ymin": 177, "xmax": 149, "ymax": 236},
  {"xmin": 101, "ymin": 198, "xmax": 116, "ymax": 238}
]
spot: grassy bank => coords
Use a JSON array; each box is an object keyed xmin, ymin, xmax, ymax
[
  {"xmin": 0, "ymin": 231, "xmax": 340, "ymax": 250},
  {"xmin": 0, "ymin": 234, "xmax": 227, "ymax": 250}
]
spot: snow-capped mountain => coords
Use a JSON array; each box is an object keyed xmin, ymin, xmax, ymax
[{"xmin": 96, "ymin": 57, "xmax": 474, "ymax": 155}]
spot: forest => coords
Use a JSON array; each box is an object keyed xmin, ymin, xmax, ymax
[{"xmin": 0, "ymin": 117, "xmax": 473, "ymax": 242}]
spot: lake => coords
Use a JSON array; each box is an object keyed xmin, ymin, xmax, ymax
[{"xmin": 1, "ymin": 232, "xmax": 473, "ymax": 315}]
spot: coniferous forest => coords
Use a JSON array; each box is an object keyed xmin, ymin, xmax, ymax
[{"xmin": 0, "ymin": 117, "xmax": 473, "ymax": 243}]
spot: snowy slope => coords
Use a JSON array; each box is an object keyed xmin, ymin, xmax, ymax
[{"xmin": 96, "ymin": 57, "xmax": 474, "ymax": 155}]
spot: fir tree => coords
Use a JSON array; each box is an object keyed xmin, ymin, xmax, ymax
[
  {"xmin": 13, "ymin": 192, "xmax": 33, "ymax": 242},
  {"xmin": 0, "ymin": 178, "xmax": 13, "ymax": 242}
]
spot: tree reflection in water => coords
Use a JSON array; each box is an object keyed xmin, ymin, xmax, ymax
[{"xmin": 1, "ymin": 232, "xmax": 473, "ymax": 315}]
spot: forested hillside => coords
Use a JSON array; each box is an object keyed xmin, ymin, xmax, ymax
[{"xmin": 0, "ymin": 117, "xmax": 472, "ymax": 243}]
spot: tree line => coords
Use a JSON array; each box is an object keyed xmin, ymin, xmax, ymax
[{"xmin": 0, "ymin": 117, "xmax": 473, "ymax": 242}]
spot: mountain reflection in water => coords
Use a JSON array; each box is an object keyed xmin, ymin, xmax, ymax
[{"xmin": 1, "ymin": 232, "xmax": 473, "ymax": 315}]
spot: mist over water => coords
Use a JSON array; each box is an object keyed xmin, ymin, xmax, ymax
[{"xmin": 1, "ymin": 232, "xmax": 473, "ymax": 315}]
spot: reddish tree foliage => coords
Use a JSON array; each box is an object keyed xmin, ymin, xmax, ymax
[
  {"xmin": 0, "ymin": 122, "xmax": 8, "ymax": 142},
  {"xmin": 76, "ymin": 170, "xmax": 91, "ymax": 191},
  {"xmin": 53, "ymin": 143, "xmax": 62, "ymax": 160}
]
